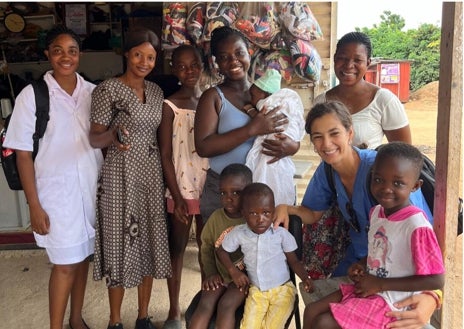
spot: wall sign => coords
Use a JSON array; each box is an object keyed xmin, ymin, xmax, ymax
[
  {"xmin": 380, "ymin": 63, "xmax": 400, "ymax": 84},
  {"xmin": 65, "ymin": 4, "xmax": 87, "ymax": 35}
]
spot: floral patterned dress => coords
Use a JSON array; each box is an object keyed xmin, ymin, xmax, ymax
[{"xmin": 91, "ymin": 78, "xmax": 171, "ymax": 288}]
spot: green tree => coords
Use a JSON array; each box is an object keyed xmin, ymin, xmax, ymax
[
  {"xmin": 355, "ymin": 11, "xmax": 440, "ymax": 91},
  {"xmin": 406, "ymin": 24, "xmax": 441, "ymax": 90}
]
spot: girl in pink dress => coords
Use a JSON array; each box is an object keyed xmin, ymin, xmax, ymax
[
  {"xmin": 303, "ymin": 142, "xmax": 444, "ymax": 329},
  {"xmin": 158, "ymin": 45, "xmax": 209, "ymax": 329}
]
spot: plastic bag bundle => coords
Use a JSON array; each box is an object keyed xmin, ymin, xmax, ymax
[
  {"xmin": 269, "ymin": 32, "xmax": 287, "ymax": 51},
  {"xmin": 175, "ymin": 2, "xmax": 325, "ymax": 84},
  {"xmin": 186, "ymin": 2, "xmax": 206, "ymax": 46},
  {"xmin": 289, "ymin": 38, "xmax": 322, "ymax": 82},
  {"xmin": 162, "ymin": 2, "xmax": 190, "ymax": 50},
  {"xmin": 249, "ymin": 48, "xmax": 293, "ymax": 83},
  {"xmin": 279, "ymin": 2, "xmax": 323, "ymax": 41},
  {"xmin": 233, "ymin": 2, "xmax": 280, "ymax": 49},
  {"xmin": 202, "ymin": 2, "xmax": 239, "ymax": 42}
]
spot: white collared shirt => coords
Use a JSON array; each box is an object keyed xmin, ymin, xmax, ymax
[
  {"xmin": 4, "ymin": 71, "xmax": 103, "ymax": 260},
  {"xmin": 221, "ymin": 224, "xmax": 297, "ymax": 291}
]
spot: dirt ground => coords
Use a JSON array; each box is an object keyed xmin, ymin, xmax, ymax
[
  {"xmin": 405, "ymin": 81, "xmax": 440, "ymax": 161},
  {"xmin": 0, "ymin": 81, "xmax": 461, "ymax": 329}
]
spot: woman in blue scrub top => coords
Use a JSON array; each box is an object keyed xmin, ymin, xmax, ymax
[{"xmin": 274, "ymin": 101, "xmax": 438, "ymax": 329}]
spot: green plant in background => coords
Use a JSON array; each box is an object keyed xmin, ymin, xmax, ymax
[
  {"xmin": 356, "ymin": 11, "xmax": 441, "ymax": 91},
  {"xmin": 405, "ymin": 24, "xmax": 441, "ymax": 91}
]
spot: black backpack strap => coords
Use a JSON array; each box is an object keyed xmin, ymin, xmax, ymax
[
  {"xmin": 325, "ymin": 160, "xmax": 377, "ymax": 206},
  {"xmin": 420, "ymin": 154, "xmax": 436, "ymax": 213},
  {"xmin": 324, "ymin": 161, "xmax": 336, "ymax": 195},
  {"xmin": 323, "ymin": 162, "xmax": 350, "ymax": 238},
  {"xmin": 31, "ymin": 79, "xmax": 50, "ymax": 160},
  {"xmin": 365, "ymin": 165, "xmax": 378, "ymax": 205}
]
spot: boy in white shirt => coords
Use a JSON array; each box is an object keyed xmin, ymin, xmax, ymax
[{"xmin": 217, "ymin": 182, "xmax": 313, "ymax": 329}]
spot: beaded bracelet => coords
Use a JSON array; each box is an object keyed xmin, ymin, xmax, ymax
[
  {"xmin": 422, "ymin": 290, "xmax": 443, "ymax": 309},
  {"xmin": 433, "ymin": 289, "xmax": 443, "ymax": 308}
]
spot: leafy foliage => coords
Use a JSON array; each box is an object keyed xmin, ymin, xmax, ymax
[{"xmin": 354, "ymin": 11, "xmax": 441, "ymax": 91}]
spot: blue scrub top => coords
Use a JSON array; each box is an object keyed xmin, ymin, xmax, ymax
[{"xmin": 302, "ymin": 148, "xmax": 432, "ymax": 276}]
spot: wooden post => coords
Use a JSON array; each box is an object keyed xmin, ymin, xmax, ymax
[{"xmin": 434, "ymin": 2, "xmax": 463, "ymax": 327}]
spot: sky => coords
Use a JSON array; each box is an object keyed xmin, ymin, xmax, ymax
[{"xmin": 337, "ymin": 0, "xmax": 444, "ymax": 38}]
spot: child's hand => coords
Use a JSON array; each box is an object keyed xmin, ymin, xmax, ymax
[
  {"xmin": 242, "ymin": 104, "xmax": 258, "ymax": 118},
  {"xmin": 348, "ymin": 263, "xmax": 366, "ymax": 283},
  {"xmin": 302, "ymin": 277, "xmax": 314, "ymax": 293},
  {"xmin": 202, "ymin": 274, "xmax": 223, "ymax": 291},
  {"xmin": 354, "ymin": 273, "xmax": 382, "ymax": 297},
  {"xmin": 173, "ymin": 199, "xmax": 189, "ymax": 225},
  {"xmin": 231, "ymin": 271, "xmax": 250, "ymax": 294},
  {"xmin": 238, "ymin": 283, "xmax": 249, "ymax": 295}
]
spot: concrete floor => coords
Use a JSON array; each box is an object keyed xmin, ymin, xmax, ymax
[
  {"xmin": 0, "ymin": 240, "xmax": 303, "ymax": 329},
  {"xmin": 0, "ymin": 241, "xmax": 200, "ymax": 329}
]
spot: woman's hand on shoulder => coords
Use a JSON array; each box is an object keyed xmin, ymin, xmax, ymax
[
  {"xmin": 273, "ymin": 204, "xmax": 290, "ymax": 229},
  {"xmin": 273, "ymin": 204, "xmax": 318, "ymax": 229},
  {"xmin": 385, "ymin": 293, "xmax": 437, "ymax": 328}
]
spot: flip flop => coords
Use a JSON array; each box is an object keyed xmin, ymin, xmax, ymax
[{"xmin": 162, "ymin": 319, "xmax": 181, "ymax": 329}]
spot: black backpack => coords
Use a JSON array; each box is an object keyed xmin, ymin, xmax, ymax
[
  {"xmin": 0, "ymin": 79, "xmax": 50, "ymax": 190},
  {"xmin": 416, "ymin": 154, "xmax": 464, "ymax": 235},
  {"xmin": 324, "ymin": 151, "xmax": 463, "ymax": 235}
]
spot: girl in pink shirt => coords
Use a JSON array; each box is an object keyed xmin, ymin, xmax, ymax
[{"xmin": 304, "ymin": 142, "xmax": 444, "ymax": 329}]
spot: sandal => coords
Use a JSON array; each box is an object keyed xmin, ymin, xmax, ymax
[
  {"xmin": 69, "ymin": 318, "xmax": 91, "ymax": 329},
  {"xmin": 135, "ymin": 317, "xmax": 155, "ymax": 329},
  {"xmin": 162, "ymin": 319, "xmax": 181, "ymax": 329}
]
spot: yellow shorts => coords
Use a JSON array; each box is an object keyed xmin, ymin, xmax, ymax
[{"xmin": 240, "ymin": 281, "xmax": 296, "ymax": 329}]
